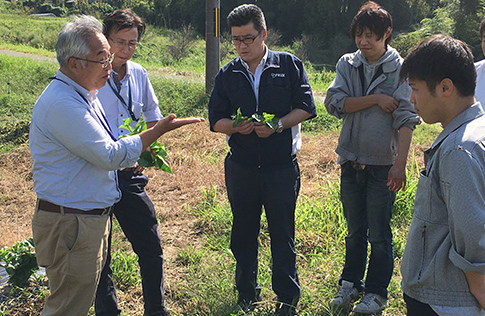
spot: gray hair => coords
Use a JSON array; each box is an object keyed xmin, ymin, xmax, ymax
[{"xmin": 55, "ymin": 15, "xmax": 103, "ymax": 68}]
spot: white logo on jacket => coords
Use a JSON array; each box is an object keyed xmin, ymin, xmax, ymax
[{"xmin": 271, "ymin": 73, "xmax": 285, "ymax": 78}]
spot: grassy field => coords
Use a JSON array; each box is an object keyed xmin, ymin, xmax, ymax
[{"xmin": 0, "ymin": 11, "xmax": 443, "ymax": 316}]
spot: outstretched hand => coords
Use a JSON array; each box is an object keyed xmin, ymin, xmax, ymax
[{"xmin": 155, "ymin": 114, "xmax": 205, "ymax": 135}]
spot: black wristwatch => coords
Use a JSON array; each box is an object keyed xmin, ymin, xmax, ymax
[{"xmin": 275, "ymin": 119, "xmax": 284, "ymax": 133}]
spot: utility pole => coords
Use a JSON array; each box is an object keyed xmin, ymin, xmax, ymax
[{"xmin": 205, "ymin": 0, "xmax": 220, "ymax": 95}]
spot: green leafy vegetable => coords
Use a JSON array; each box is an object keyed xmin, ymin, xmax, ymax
[
  {"xmin": 0, "ymin": 238, "xmax": 39, "ymax": 287},
  {"xmin": 232, "ymin": 108, "xmax": 279, "ymax": 129},
  {"xmin": 119, "ymin": 117, "xmax": 172, "ymax": 173},
  {"xmin": 251, "ymin": 112, "xmax": 279, "ymax": 129},
  {"xmin": 231, "ymin": 108, "xmax": 251, "ymax": 128}
]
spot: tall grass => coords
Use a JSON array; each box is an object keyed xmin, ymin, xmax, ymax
[{"xmin": 0, "ymin": 54, "xmax": 58, "ymax": 151}]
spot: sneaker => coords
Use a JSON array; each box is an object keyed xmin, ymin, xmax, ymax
[
  {"xmin": 330, "ymin": 280, "xmax": 361, "ymax": 308},
  {"xmin": 352, "ymin": 293, "xmax": 388, "ymax": 314}
]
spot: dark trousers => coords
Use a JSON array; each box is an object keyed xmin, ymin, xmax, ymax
[
  {"xmin": 339, "ymin": 162, "xmax": 395, "ymax": 298},
  {"xmin": 404, "ymin": 294, "xmax": 439, "ymax": 316},
  {"xmin": 95, "ymin": 170, "xmax": 167, "ymax": 316},
  {"xmin": 225, "ymin": 156, "xmax": 301, "ymax": 306}
]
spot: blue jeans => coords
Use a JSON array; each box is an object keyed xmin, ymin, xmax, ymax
[
  {"xmin": 225, "ymin": 155, "xmax": 301, "ymax": 306},
  {"xmin": 95, "ymin": 170, "xmax": 168, "ymax": 316},
  {"xmin": 339, "ymin": 162, "xmax": 395, "ymax": 298}
]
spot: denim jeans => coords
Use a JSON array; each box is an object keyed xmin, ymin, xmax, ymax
[
  {"xmin": 95, "ymin": 170, "xmax": 168, "ymax": 316},
  {"xmin": 225, "ymin": 156, "xmax": 301, "ymax": 307},
  {"xmin": 339, "ymin": 162, "xmax": 395, "ymax": 298}
]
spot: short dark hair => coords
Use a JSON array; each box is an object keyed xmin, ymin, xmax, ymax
[
  {"xmin": 227, "ymin": 4, "xmax": 266, "ymax": 32},
  {"xmin": 480, "ymin": 16, "xmax": 485, "ymax": 37},
  {"xmin": 103, "ymin": 8, "xmax": 145, "ymax": 40},
  {"xmin": 350, "ymin": 1, "xmax": 393, "ymax": 45},
  {"xmin": 399, "ymin": 34, "xmax": 476, "ymax": 97}
]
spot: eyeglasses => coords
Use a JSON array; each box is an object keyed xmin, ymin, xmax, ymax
[
  {"xmin": 72, "ymin": 54, "xmax": 114, "ymax": 69},
  {"xmin": 232, "ymin": 31, "xmax": 262, "ymax": 46},
  {"xmin": 108, "ymin": 36, "xmax": 139, "ymax": 49}
]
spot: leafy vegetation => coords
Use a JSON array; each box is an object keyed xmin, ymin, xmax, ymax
[
  {"xmin": 0, "ymin": 238, "xmax": 38, "ymax": 287},
  {"xmin": 119, "ymin": 117, "xmax": 172, "ymax": 173},
  {"xmin": 2, "ymin": 0, "xmax": 485, "ymax": 64}
]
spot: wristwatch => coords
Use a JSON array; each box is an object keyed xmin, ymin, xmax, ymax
[{"xmin": 275, "ymin": 119, "xmax": 284, "ymax": 133}]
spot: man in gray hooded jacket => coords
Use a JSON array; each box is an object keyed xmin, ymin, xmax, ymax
[{"xmin": 324, "ymin": 1, "xmax": 420, "ymax": 314}]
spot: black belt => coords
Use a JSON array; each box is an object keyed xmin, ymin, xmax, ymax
[{"xmin": 38, "ymin": 199, "xmax": 113, "ymax": 216}]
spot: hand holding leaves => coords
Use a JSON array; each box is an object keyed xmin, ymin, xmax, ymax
[
  {"xmin": 231, "ymin": 108, "xmax": 251, "ymax": 128},
  {"xmin": 231, "ymin": 108, "xmax": 279, "ymax": 130},
  {"xmin": 119, "ymin": 117, "xmax": 172, "ymax": 173}
]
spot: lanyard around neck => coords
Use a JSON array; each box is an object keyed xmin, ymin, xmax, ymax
[
  {"xmin": 107, "ymin": 76, "xmax": 138, "ymax": 121},
  {"xmin": 50, "ymin": 76, "xmax": 118, "ymax": 142}
]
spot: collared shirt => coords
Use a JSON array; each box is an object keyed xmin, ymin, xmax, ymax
[
  {"xmin": 401, "ymin": 102, "xmax": 485, "ymax": 309},
  {"xmin": 29, "ymin": 70, "xmax": 143, "ymax": 210},
  {"xmin": 238, "ymin": 46, "xmax": 268, "ymax": 104},
  {"xmin": 97, "ymin": 60, "xmax": 162, "ymax": 139}
]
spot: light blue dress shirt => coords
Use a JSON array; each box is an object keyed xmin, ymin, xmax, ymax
[{"xmin": 29, "ymin": 70, "xmax": 143, "ymax": 210}]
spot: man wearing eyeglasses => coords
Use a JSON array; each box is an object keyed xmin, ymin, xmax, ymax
[
  {"xmin": 208, "ymin": 4, "xmax": 316, "ymax": 316},
  {"xmin": 95, "ymin": 9, "xmax": 170, "ymax": 316},
  {"xmin": 29, "ymin": 15, "xmax": 203, "ymax": 316}
]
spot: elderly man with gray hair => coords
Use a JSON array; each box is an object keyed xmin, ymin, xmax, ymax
[{"xmin": 29, "ymin": 15, "xmax": 203, "ymax": 316}]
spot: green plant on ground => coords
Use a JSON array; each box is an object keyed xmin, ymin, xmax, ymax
[
  {"xmin": 110, "ymin": 251, "xmax": 141, "ymax": 291},
  {"xmin": 0, "ymin": 238, "xmax": 38, "ymax": 287}
]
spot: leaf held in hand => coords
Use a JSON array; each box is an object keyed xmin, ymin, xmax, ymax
[{"xmin": 119, "ymin": 117, "xmax": 172, "ymax": 173}]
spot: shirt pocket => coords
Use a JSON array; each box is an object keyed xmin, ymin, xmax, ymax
[
  {"xmin": 259, "ymin": 73, "xmax": 292, "ymax": 114},
  {"xmin": 414, "ymin": 170, "xmax": 448, "ymax": 224}
]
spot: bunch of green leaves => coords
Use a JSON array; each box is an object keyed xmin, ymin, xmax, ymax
[
  {"xmin": 251, "ymin": 112, "xmax": 279, "ymax": 129},
  {"xmin": 0, "ymin": 238, "xmax": 39, "ymax": 287},
  {"xmin": 231, "ymin": 108, "xmax": 279, "ymax": 129},
  {"xmin": 231, "ymin": 108, "xmax": 251, "ymax": 128},
  {"xmin": 119, "ymin": 117, "xmax": 172, "ymax": 173}
]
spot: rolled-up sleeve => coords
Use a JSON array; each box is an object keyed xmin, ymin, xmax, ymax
[
  {"xmin": 325, "ymin": 57, "xmax": 352, "ymax": 119},
  {"xmin": 392, "ymin": 80, "xmax": 420, "ymax": 131}
]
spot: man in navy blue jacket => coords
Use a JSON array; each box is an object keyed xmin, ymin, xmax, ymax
[{"xmin": 208, "ymin": 4, "xmax": 316, "ymax": 316}]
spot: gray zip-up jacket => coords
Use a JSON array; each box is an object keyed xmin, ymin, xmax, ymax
[
  {"xmin": 401, "ymin": 103, "xmax": 485, "ymax": 309},
  {"xmin": 325, "ymin": 46, "xmax": 420, "ymax": 165}
]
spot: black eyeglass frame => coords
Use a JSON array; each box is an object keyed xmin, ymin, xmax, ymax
[{"xmin": 231, "ymin": 30, "xmax": 262, "ymax": 45}]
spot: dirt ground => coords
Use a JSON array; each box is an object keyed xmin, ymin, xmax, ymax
[{"xmin": 0, "ymin": 122, "xmax": 340, "ymax": 249}]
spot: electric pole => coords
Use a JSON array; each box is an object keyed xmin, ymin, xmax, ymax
[{"xmin": 205, "ymin": 0, "xmax": 220, "ymax": 95}]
